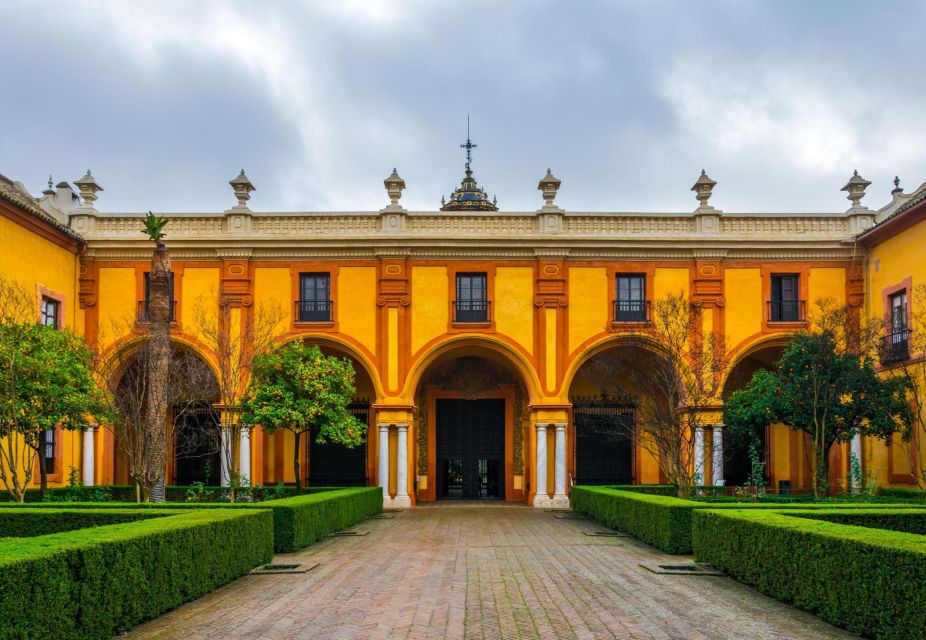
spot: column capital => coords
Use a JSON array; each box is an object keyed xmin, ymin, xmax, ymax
[{"xmin": 554, "ymin": 422, "xmax": 566, "ymax": 432}]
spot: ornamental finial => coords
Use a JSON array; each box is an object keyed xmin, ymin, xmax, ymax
[
  {"xmin": 691, "ymin": 169, "xmax": 716, "ymax": 210},
  {"xmin": 840, "ymin": 169, "xmax": 871, "ymax": 209},
  {"xmin": 384, "ymin": 168, "xmax": 406, "ymax": 206},
  {"xmin": 74, "ymin": 170, "xmax": 103, "ymax": 208},
  {"xmin": 229, "ymin": 170, "xmax": 255, "ymax": 208}
]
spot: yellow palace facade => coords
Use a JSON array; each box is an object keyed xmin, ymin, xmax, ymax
[{"xmin": 1, "ymin": 156, "xmax": 924, "ymax": 507}]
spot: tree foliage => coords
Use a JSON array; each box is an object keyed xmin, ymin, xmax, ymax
[
  {"xmin": 0, "ymin": 277, "xmax": 108, "ymax": 502},
  {"xmin": 240, "ymin": 342, "xmax": 365, "ymax": 490},
  {"xmin": 725, "ymin": 307, "xmax": 914, "ymax": 497}
]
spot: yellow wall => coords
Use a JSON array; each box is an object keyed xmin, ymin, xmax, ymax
[
  {"xmin": 337, "ymin": 267, "xmax": 377, "ymax": 353},
  {"xmin": 494, "ymin": 267, "xmax": 533, "ymax": 354},
  {"xmin": 97, "ymin": 267, "xmax": 136, "ymax": 347},
  {"xmin": 725, "ymin": 268, "xmax": 762, "ymax": 351},
  {"xmin": 180, "ymin": 267, "xmax": 220, "ymax": 342},
  {"xmin": 254, "ymin": 267, "xmax": 291, "ymax": 338},
  {"xmin": 653, "ymin": 267, "xmax": 690, "ymax": 300},
  {"xmin": 568, "ymin": 267, "xmax": 607, "ymax": 353},
  {"xmin": 410, "ymin": 266, "xmax": 448, "ymax": 354},
  {"xmin": 808, "ymin": 267, "xmax": 845, "ymax": 311},
  {"xmin": 0, "ymin": 214, "xmax": 78, "ymax": 329}
]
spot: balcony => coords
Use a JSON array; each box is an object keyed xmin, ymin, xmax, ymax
[
  {"xmin": 880, "ymin": 329, "xmax": 912, "ymax": 365},
  {"xmin": 295, "ymin": 299, "xmax": 333, "ymax": 323},
  {"xmin": 613, "ymin": 300, "xmax": 651, "ymax": 323},
  {"xmin": 453, "ymin": 299, "xmax": 491, "ymax": 324},
  {"xmin": 767, "ymin": 299, "xmax": 806, "ymax": 323},
  {"xmin": 137, "ymin": 300, "xmax": 176, "ymax": 323}
]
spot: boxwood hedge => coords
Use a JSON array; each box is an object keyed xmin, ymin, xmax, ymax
[
  {"xmin": 0, "ymin": 508, "xmax": 273, "ymax": 640},
  {"xmin": 692, "ymin": 508, "xmax": 926, "ymax": 639},
  {"xmin": 0, "ymin": 484, "xmax": 341, "ymax": 503},
  {"xmin": 0, "ymin": 486, "xmax": 382, "ymax": 553},
  {"xmin": 0, "ymin": 508, "xmax": 165, "ymax": 537},
  {"xmin": 570, "ymin": 486, "xmax": 925, "ymax": 554},
  {"xmin": 790, "ymin": 509, "xmax": 926, "ymax": 535}
]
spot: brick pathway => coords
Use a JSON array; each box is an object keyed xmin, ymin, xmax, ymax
[{"xmin": 124, "ymin": 503, "xmax": 855, "ymax": 639}]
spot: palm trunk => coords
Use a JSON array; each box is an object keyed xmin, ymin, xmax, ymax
[{"xmin": 146, "ymin": 241, "xmax": 171, "ymax": 502}]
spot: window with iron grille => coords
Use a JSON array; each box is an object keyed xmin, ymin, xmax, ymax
[
  {"xmin": 298, "ymin": 273, "xmax": 331, "ymax": 322},
  {"xmin": 142, "ymin": 272, "xmax": 176, "ymax": 321},
  {"xmin": 40, "ymin": 297, "xmax": 59, "ymax": 328},
  {"xmin": 43, "ymin": 429, "xmax": 55, "ymax": 474},
  {"xmin": 455, "ymin": 273, "xmax": 488, "ymax": 322},
  {"xmin": 770, "ymin": 274, "xmax": 801, "ymax": 322},
  {"xmin": 883, "ymin": 290, "xmax": 911, "ymax": 363},
  {"xmin": 615, "ymin": 275, "xmax": 647, "ymax": 322}
]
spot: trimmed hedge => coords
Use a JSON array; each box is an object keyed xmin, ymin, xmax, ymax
[
  {"xmin": 792, "ymin": 509, "xmax": 926, "ymax": 535},
  {"xmin": 692, "ymin": 508, "xmax": 926, "ymax": 639},
  {"xmin": 570, "ymin": 486, "xmax": 926, "ymax": 554},
  {"xmin": 878, "ymin": 487, "xmax": 926, "ymax": 501},
  {"xmin": 0, "ymin": 508, "xmax": 273, "ymax": 640},
  {"xmin": 0, "ymin": 484, "xmax": 341, "ymax": 503},
  {"xmin": 0, "ymin": 486, "xmax": 382, "ymax": 553},
  {"xmin": 0, "ymin": 509, "xmax": 165, "ymax": 537}
]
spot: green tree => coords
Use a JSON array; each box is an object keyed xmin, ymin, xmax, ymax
[
  {"xmin": 0, "ymin": 280, "xmax": 109, "ymax": 502},
  {"xmin": 240, "ymin": 342, "xmax": 365, "ymax": 490},
  {"xmin": 725, "ymin": 324, "xmax": 914, "ymax": 497}
]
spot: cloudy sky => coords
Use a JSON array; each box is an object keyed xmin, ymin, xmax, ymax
[{"xmin": 2, "ymin": 1, "xmax": 924, "ymax": 213}]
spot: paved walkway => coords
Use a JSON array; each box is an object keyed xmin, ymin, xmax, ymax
[{"xmin": 125, "ymin": 503, "xmax": 855, "ymax": 640}]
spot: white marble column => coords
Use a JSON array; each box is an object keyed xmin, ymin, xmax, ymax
[
  {"xmin": 551, "ymin": 423, "xmax": 569, "ymax": 508},
  {"xmin": 81, "ymin": 427, "xmax": 95, "ymax": 486},
  {"xmin": 694, "ymin": 425, "xmax": 705, "ymax": 485},
  {"xmin": 378, "ymin": 424, "xmax": 390, "ymax": 503},
  {"xmin": 532, "ymin": 423, "xmax": 548, "ymax": 507},
  {"xmin": 220, "ymin": 427, "xmax": 230, "ymax": 487},
  {"xmin": 851, "ymin": 433, "xmax": 863, "ymax": 491},
  {"xmin": 394, "ymin": 423, "xmax": 411, "ymax": 507},
  {"xmin": 239, "ymin": 428, "xmax": 251, "ymax": 485},
  {"xmin": 712, "ymin": 425, "xmax": 724, "ymax": 486}
]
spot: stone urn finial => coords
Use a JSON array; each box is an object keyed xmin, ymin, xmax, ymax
[
  {"xmin": 384, "ymin": 168, "xmax": 406, "ymax": 207},
  {"xmin": 691, "ymin": 169, "xmax": 716, "ymax": 210},
  {"xmin": 229, "ymin": 170, "xmax": 255, "ymax": 208},
  {"xmin": 74, "ymin": 170, "xmax": 103, "ymax": 208},
  {"xmin": 891, "ymin": 175, "xmax": 903, "ymax": 196},
  {"xmin": 841, "ymin": 170, "xmax": 871, "ymax": 209},
  {"xmin": 538, "ymin": 168, "xmax": 562, "ymax": 208}
]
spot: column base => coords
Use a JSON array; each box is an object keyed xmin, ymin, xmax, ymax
[
  {"xmin": 383, "ymin": 495, "xmax": 411, "ymax": 509},
  {"xmin": 533, "ymin": 494, "xmax": 570, "ymax": 509}
]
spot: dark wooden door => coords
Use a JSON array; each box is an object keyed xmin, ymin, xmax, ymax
[
  {"xmin": 309, "ymin": 404, "xmax": 369, "ymax": 486},
  {"xmin": 173, "ymin": 409, "xmax": 221, "ymax": 486},
  {"xmin": 574, "ymin": 405, "xmax": 634, "ymax": 485},
  {"xmin": 436, "ymin": 399, "xmax": 505, "ymax": 499}
]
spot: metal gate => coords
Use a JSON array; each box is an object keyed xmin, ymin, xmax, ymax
[
  {"xmin": 436, "ymin": 398, "xmax": 505, "ymax": 499},
  {"xmin": 573, "ymin": 404, "xmax": 634, "ymax": 485},
  {"xmin": 308, "ymin": 403, "xmax": 369, "ymax": 486}
]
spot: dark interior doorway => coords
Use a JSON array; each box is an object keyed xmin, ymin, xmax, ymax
[
  {"xmin": 573, "ymin": 404, "xmax": 634, "ymax": 485},
  {"xmin": 173, "ymin": 408, "xmax": 221, "ymax": 486},
  {"xmin": 436, "ymin": 398, "xmax": 505, "ymax": 499},
  {"xmin": 309, "ymin": 403, "xmax": 369, "ymax": 486}
]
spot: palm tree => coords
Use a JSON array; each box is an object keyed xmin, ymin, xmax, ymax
[{"xmin": 143, "ymin": 212, "xmax": 171, "ymax": 501}]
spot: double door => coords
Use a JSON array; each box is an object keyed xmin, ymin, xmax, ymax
[{"xmin": 436, "ymin": 399, "xmax": 505, "ymax": 500}]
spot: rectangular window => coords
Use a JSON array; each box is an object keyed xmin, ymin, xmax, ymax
[
  {"xmin": 770, "ymin": 274, "xmax": 801, "ymax": 322},
  {"xmin": 298, "ymin": 273, "xmax": 331, "ymax": 322},
  {"xmin": 615, "ymin": 275, "xmax": 647, "ymax": 322},
  {"xmin": 40, "ymin": 297, "xmax": 59, "ymax": 328},
  {"xmin": 883, "ymin": 290, "xmax": 911, "ymax": 363},
  {"xmin": 455, "ymin": 273, "xmax": 488, "ymax": 323},
  {"xmin": 43, "ymin": 429, "xmax": 55, "ymax": 474},
  {"xmin": 890, "ymin": 290, "xmax": 908, "ymax": 333},
  {"xmin": 142, "ymin": 272, "xmax": 176, "ymax": 322}
]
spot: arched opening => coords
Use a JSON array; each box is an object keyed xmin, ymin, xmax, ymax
[
  {"xmin": 260, "ymin": 338, "xmax": 377, "ymax": 488},
  {"xmin": 110, "ymin": 341, "xmax": 220, "ymax": 486},
  {"xmin": 413, "ymin": 345, "xmax": 531, "ymax": 502},
  {"xmin": 567, "ymin": 341, "xmax": 673, "ymax": 486},
  {"xmin": 721, "ymin": 343, "xmax": 784, "ymax": 488}
]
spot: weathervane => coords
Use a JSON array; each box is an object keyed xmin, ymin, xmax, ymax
[{"xmin": 460, "ymin": 115, "xmax": 477, "ymax": 171}]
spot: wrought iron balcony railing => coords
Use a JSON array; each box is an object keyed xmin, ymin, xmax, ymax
[
  {"xmin": 295, "ymin": 299, "xmax": 333, "ymax": 323},
  {"xmin": 880, "ymin": 329, "xmax": 912, "ymax": 365},
  {"xmin": 767, "ymin": 299, "xmax": 806, "ymax": 323},
  {"xmin": 453, "ymin": 299, "xmax": 491, "ymax": 323},
  {"xmin": 613, "ymin": 299, "xmax": 651, "ymax": 323}
]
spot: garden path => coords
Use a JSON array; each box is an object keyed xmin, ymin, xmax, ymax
[{"xmin": 124, "ymin": 503, "xmax": 855, "ymax": 640}]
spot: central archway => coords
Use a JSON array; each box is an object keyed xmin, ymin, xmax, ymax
[{"xmin": 412, "ymin": 343, "xmax": 533, "ymax": 503}]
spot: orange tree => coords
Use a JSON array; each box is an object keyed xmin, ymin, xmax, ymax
[{"xmin": 240, "ymin": 342, "xmax": 364, "ymax": 489}]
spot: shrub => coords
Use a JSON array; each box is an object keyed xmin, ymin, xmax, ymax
[
  {"xmin": 692, "ymin": 508, "xmax": 926, "ymax": 639},
  {"xmin": 0, "ymin": 508, "xmax": 273, "ymax": 640},
  {"xmin": 0, "ymin": 486, "xmax": 381, "ymax": 553},
  {"xmin": 878, "ymin": 487, "xmax": 926, "ymax": 501},
  {"xmin": 791, "ymin": 509, "xmax": 926, "ymax": 535},
  {"xmin": 0, "ymin": 508, "xmax": 164, "ymax": 537},
  {"xmin": 571, "ymin": 486, "xmax": 926, "ymax": 554}
]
